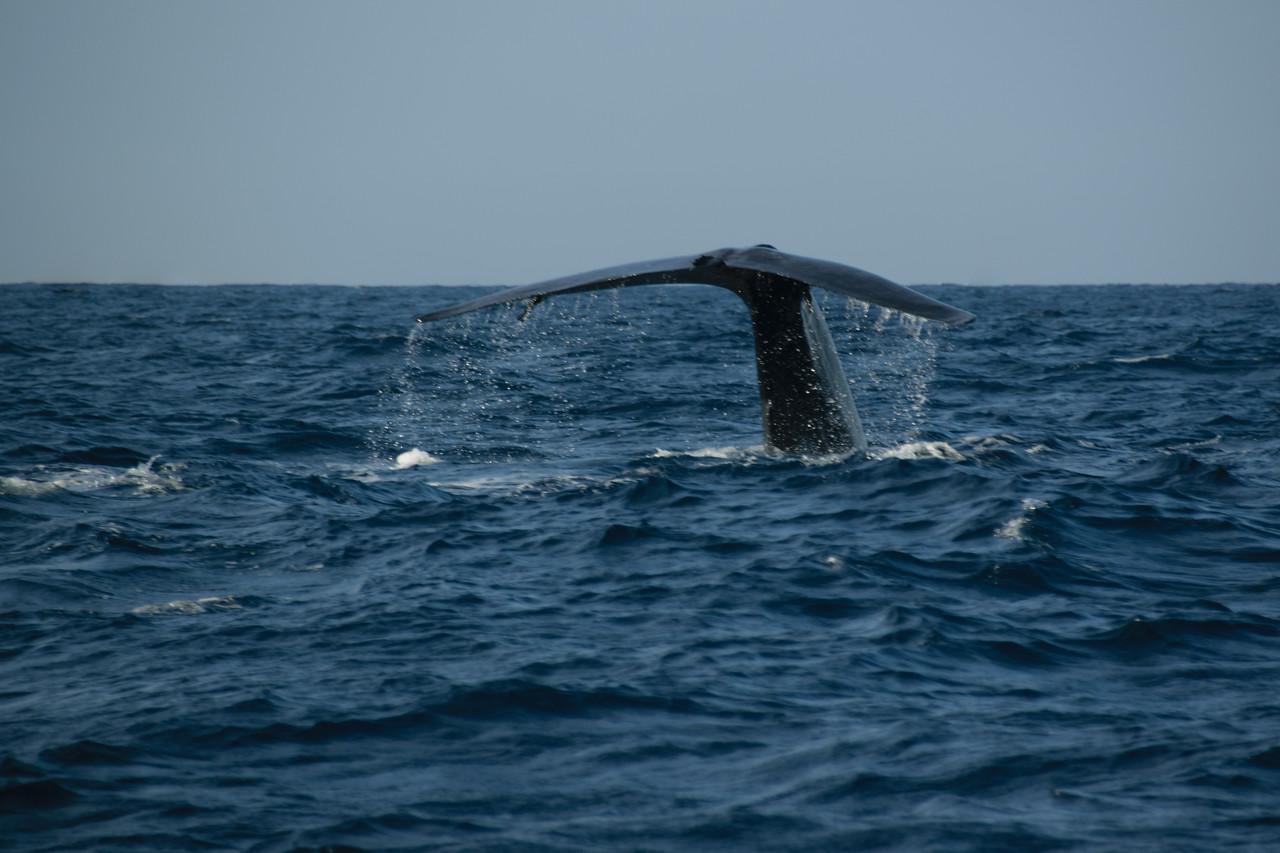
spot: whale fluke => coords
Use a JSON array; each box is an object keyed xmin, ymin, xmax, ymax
[{"xmin": 416, "ymin": 246, "xmax": 974, "ymax": 455}]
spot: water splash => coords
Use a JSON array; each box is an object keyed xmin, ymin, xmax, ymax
[
  {"xmin": 394, "ymin": 448, "xmax": 441, "ymax": 469},
  {"xmin": 829, "ymin": 295, "xmax": 940, "ymax": 447},
  {"xmin": 385, "ymin": 288, "xmax": 947, "ymax": 462}
]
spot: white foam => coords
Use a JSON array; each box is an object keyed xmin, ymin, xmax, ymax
[
  {"xmin": 121, "ymin": 457, "xmax": 184, "ymax": 494},
  {"xmin": 394, "ymin": 448, "xmax": 442, "ymax": 469},
  {"xmin": 962, "ymin": 435, "xmax": 1013, "ymax": 452},
  {"xmin": 996, "ymin": 498, "xmax": 1048, "ymax": 541},
  {"xmin": 0, "ymin": 475, "xmax": 59, "ymax": 496},
  {"xmin": 651, "ymin": 445, "xmax": 757, "ymax": 461},
  {"xmin": 429, "ymin": 466, "xmax": 683, "ymax": 498},
  {"xmin": 433, "ymin": 474, "xmax": 532, "ymax": 492},
  {"xmin": 1167, "ymin": 435, "xmax": 1222, "ymax": 452},
  {"xmin": 874, "ymin": 441, "xmax": 965, "ymax": 462},
  {"xmin": 0, "ymin": 457, "xmax": 184, "ymax": 497},
  {"xmin": 131, "ymin": 595, "xmax": 241, "ymax": 616},
  {"xmin": 796, "ymin": 449, "xmax": 861, "ymax": 466}
]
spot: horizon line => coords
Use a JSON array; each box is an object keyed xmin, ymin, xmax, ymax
[{"xmin": 4, "ymin": 280, "xmax": 1278, "ymax": 289}]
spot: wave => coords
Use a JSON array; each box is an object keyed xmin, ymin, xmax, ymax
[
  {"xmin": 138, "ymin": 680, "xmax": 707, "ymax": 752},
  {"xmin": 129, "ymin": 595, "xmax": 244, "ymax": 616},
  {"xmin": 873, "ymin": 440, "xmax": 965, "ymax": 462},
  {"xmin": 995, "ymin": 498, "xmax": 1049, "ymax": 541},
  {"xmin": 651, "ymin": 444, "xmax": 760, "ymax": 462},
  {"xmin": 6, "ymin": 283, "xmax": 1280, "ymax": 851},
  {"xmin": 1113, "ymin": 353, "xmax": 1175, "ymax": 364},
  {"xmin": 1062, "ymin": 613, "xmax": 1280, "ymax": 663},
  {"xmin": 0, "ymin": 779, "xmax": 78, "ymax": 813},
  {"xmin": 0, "ymin": 456, "xmax": 184, "ymax": 497}
]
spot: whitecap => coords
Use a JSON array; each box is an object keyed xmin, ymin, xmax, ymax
[
  {"xmin": 0, "ymin": 457, "xmax": 184, "ymax": 496},
  {"xmin": 874, "ymin": 441, "xmax": 965, "ymax": 462},
  {"xmin": 120, "ymin": 457, "xmax": 185, "ymax": 494},
  {"xmin": 650, "ymin": 445, "xmax": 757, "ymax": 461},
  {"xmin": 131, "ymin": 595, "xmax": 242, "ymax": 616},
  {"xmin": 962, "ymin": 435, "xmax": 1013, "ymax": 452},
  {"xmin": 0, "ymin": 475, "xmax": 59, "ymax": 496},
  {"xmin": 996, "ymin": 498, "xmax": 1048, "ymax": 542}
]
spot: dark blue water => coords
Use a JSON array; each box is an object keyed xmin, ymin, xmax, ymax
[{"xmin": 3, "ymin": 282, "xmax": 1279, "ymax": 851}]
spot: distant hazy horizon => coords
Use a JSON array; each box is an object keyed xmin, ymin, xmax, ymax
[
  {"xmin": 3, "ymin": 1, "xmax": 1277, "ymax": 286},
  {"xmin": 5, "ymin": 279, "xmax": 1275, "ymax": 289}
]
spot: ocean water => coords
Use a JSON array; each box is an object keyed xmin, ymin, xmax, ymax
[{"xmin": 2, "ymin": 281, "xmax": 1279, "ymax": 852}]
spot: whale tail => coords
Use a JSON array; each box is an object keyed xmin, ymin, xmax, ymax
[{"xmin": 415, "ymin": 246, "xmax": 974, "ymax": 454}]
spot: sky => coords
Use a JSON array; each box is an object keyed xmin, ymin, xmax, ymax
[{"xmin": 1, "ymin": 0, "xmax": 1277, "ymax": 285}]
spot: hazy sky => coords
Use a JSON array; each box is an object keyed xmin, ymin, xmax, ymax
[{"xmin": 2, "ymin": 0, "xmax": 1277, "ymax": 285}]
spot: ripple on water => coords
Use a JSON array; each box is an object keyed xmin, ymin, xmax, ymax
[{"xmin": 4, "ymin": 283, "xmax": 1280, "ymax": 850}]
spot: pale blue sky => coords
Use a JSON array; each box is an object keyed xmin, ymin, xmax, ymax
[{"xmin": 2, "ymin": 0, "xmax": 1277, "ymax": 284}]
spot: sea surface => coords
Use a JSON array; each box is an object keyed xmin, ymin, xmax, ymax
[{"xmin": 2, "ymin": 281, "xmax": 1279, "ymax": 851}]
